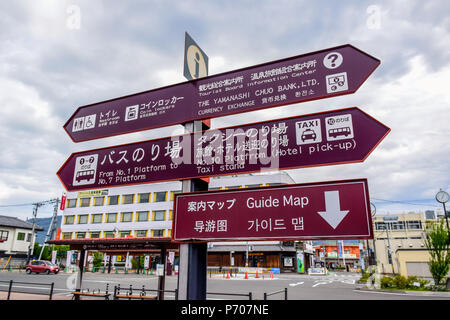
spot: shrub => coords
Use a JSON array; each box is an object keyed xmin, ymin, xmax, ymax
[
  {"xmin": 380, "ymin": 276, "xmax": 393, "ymax": 288},
  {"xmin": 392, "ymin": 275, "xmax": 408, "ymax": 289}
]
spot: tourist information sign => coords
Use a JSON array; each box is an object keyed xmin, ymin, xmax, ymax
[
  {"xmin": 57, "ymin": 107, "xmax": 389, "ymax": 191},
  {"xmin": 64, "ymin": 44, "xmax": 380, "ymax": 142},
  {"xmin": 172, "ymin": 179, "xmax": 373, "ymax": 241}
]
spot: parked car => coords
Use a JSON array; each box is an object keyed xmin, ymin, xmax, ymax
[{"xmin": 26, "ymin": 260, "xmax": 60, "ymax": 274}]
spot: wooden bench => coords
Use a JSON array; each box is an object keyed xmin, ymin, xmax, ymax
[
  {"xmin": 72, "ymin": 291, "xmax": 110, "ymax": 300},
  {"xmin": 114, "ymin": 294, "xmax": 157, "ymax": 300}
]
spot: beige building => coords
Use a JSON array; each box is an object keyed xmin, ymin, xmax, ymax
[{"xmin": 369, "ymin": 212, "xmax": 449, "ymax": 279}]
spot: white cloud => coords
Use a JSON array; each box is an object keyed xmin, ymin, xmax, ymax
[{"xmin": 0, "ymin": 1, "xmax": 449, "ymax": 219}]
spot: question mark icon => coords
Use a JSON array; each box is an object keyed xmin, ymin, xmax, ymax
[{"xmin": 323, "ymin": 52, "xmax": 343, "ymax": 69}]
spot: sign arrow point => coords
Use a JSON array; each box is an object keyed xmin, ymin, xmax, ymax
[{"xmin": 317, "ymin": 191, "xmax": 349, "ymax": 229}]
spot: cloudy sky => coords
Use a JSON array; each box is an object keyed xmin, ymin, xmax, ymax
[{"xmin": 0, "ymin": 1, "xmax": 449, "ymax": 219}]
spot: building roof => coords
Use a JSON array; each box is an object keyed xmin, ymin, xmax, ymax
[
  {"xmin": 48, "ymin": 237, "xmax": 178, "ymax": 250},
  {"xmin": 0, "ymin": 215, "xmax": 44, "ymax": 231}
]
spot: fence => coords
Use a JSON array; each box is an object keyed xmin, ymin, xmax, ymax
[
  {"xmin": 0, "ymin": 280, "xmax": 54, "ymax": 300},
  {"xmin": 263, "ymin": 288, "xmax": 288, "ymax": 300},
  {"xmin": 207, "ymin": 291, "xmax": 253, "ymax": 300},
  {"xmin": 113, "ymin": 284, "xmax": 178, "ymax": 300}
]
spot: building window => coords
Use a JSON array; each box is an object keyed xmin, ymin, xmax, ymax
[
  {"xmin": 375, "ymin": 222, "xmax": 386, "ymax": 230},
  {"xmin": 27, "ymin": 233, "xmax": 32, "ymax": 242},
  {"xmin": 106, "ymin": 213, "xmax": 117, "ymax": 223},
  {"xmin": 151, "ymin": 229, "xmax": 164, "ymax": 237},
  {"xmin": 135, "ymin": 230, "xmax": 147, "ymax": 237},
  {"xmin": 209, "ymin": 187, "xmax": 221, "ymax": 191},
  {"xmin": 17, "ymin": 232, "xmax": 25, "ymax": 241},
  {"xmin": 138, "ymin": 193, "xmax": 150, "ymax": 203},
  {"xmin": 170, "ymin": 191, "xmax": 182, "ymax": 201},
  {"xmin": 123, "ymin": 194, "xmax": 135, "ymax": 204},
  {"xmin": 246, "ymin": 184, "xmax": 261, "ymax": 188},
  {"xmin": 407, "ymin": 221, "xmax": 422, "ymax": 230},
  {"xmin": 119, "ymin": 231, "xmax": 131, "ymax": 238},
  {"xmin": 104, "ymin": 231, "xmax": 115, "ymax": 238},
  {"xmin": 93, "ymin": 196, "xmax": 105, "ymax": 206},
  {"xmin": 80, "ymin": 198, "xmax": 91, "ymax": 207},
  {"xmin": 169, "ymin": 210, "xmax": 173, "ymax": 221},
  {"xmin": 78, "ymin": 215, "xmax": 88, "ymax": 224},
  {"xmin": 67, "ymin": 199, "xmax": 77, "ymax": 208},
  {"xmin": 0, "ymin": 230, "xmax": 9, "ymax": 241},
  {"xmin": 137, "ymin": 211, "xmax": 149, "ymax": 222},
  {"xmin": 91, "ymin": 214, "xmax": 103, "ymax": 224},
  {"xmin": 62, "ymin": 232, "xmax": 72, "ymax": 240},
  {"xmin": 226, "ymin": 186, "xmax": 241, "ymax": 190},
  {"xmin": 121, "ymin": 212, "xmax": 133, "ymax": 222},
  {"xmin": 89, "ymin": 232, "xmax": 101, "ymax": 239},
  {"xmin": 154, "ymin": 192, "xmax": 167, "ymax": 202},
  {"xmin": 64, "ymin": 215, "xmax": 75, "ymax": 225},
  {"xmin": 390, "ymin": 221, "xmax": 406, "ymax": 230},
  {"xmin": 153, "ymin": 210, "xmax": 165, "ymax": 221},
  {"xmin": 76, "ymin": 232, "xmax": 86, "ymax": 239},
  {"xmin": 108, "ymin": 195, "xmax": 119, "ymax": 205}
]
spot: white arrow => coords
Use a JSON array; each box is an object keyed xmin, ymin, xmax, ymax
[{"xmin": 317, "ymin": 191, "xmax": 349, "ymax": 229}]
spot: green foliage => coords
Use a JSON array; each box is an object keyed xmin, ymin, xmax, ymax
[
  {"xmin": 131, "ymin": 257, "xmax": 144, "ymax": 269},
  {"xmin": 425, "ymin": 220, "xmax": 450, "ymax": 285},
  {"xmin": 380, "ymin": 274, "xmax": 430, "ymax": 290},
  {"xmin": 93, "ymin": 252, "xmax": 104, "ymax": 268}
]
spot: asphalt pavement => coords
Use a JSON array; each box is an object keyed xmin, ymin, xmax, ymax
[{"xmin": 1, "ymin": 270, "xmax": 449, "ymax": 300}]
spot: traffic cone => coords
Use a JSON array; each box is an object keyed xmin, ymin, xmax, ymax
[
  {"xmin": 244, "ymin": 272, "xmax": 248, "ymax": 279},
  {"xmin": 255, "ymin": 270, "xmax": 259, "ymax": 279},
  {"xmin": 226, "ymin": 271, "xmax": 230, "ymax": 279}
]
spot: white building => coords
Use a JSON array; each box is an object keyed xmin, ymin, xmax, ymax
[
  {"xmin": 59, "ymin": 172, "xmax": 309, "ymax": 271},
  {"xmin": 0, "ymin": 215, "xmax": 43, "ymax": 267}
]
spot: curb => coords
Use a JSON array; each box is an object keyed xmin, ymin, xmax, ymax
[{"xmin": 356, "ymin": 287, "xmax": 450, "ymax": 298}]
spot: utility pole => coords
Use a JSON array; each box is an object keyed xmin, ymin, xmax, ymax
[
  {"xmin": 26, "ymin": 198, "xmax": 60, "ymax": 264},
  {"xmin": 383, "ymin": 215, "xmax": 398, "ymax": 275},
  {"xmin": 26, "ymin": 203, "xmax": 41, "ymax": 264},
  {"xmin": 38, "ymin": 198, "xmax": 60, "ymax": 260}
]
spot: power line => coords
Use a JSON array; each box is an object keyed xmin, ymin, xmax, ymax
[{"xmin": 372, "ymin": 197, "xmax": 440, "ymax": 208}]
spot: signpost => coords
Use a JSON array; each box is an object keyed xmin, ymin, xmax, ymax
[
  {"xmin": 58, "ymin": 40, "xmax": 384, "ymax": 300},
  {"xmin": 64, "ymin": 44, "xmax": 380, "ymax": 142},
  {"xmin": 57, "ymin": 107, "xmax": 389, "ymax": 191},
  {"xmin": 172, "ymin": 179, "xmax": 373, "ymax": 241}
]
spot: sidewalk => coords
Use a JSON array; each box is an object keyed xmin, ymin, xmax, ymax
[
  {"xmin": 356, "ymin": 287, "xmax": 450, "ymax": 298},
  {"xmin": 0, "ymin": 291, "xmax": 71, "ymax": 300}
]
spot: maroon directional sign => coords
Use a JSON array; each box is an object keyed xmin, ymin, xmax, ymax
[
  {"xmin": 172, "ymin": 178, "xmax": 373, "ymax": 241},
  {"xmin": 64, "ymin": 44, "xmax": 380, "ymax": 142},
  {"xmin": 57, "ymin": 107, "xmax": 389, "ymax": 191}
]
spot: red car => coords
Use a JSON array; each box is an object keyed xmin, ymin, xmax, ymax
[{"xmin": 26, "ymin": 260, "xmax": 60, "ymax": 274}]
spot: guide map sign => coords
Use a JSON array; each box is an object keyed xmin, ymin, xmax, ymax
[{"xmin": 172, "ymin": 179, "xmax": 373, "ymax": 241}]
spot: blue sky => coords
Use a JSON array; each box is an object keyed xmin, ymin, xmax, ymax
[{"xmin": 0, "ymin": 1, "xmax": 449, "ymax": 219}]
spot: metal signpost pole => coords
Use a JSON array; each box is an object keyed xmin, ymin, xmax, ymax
[
  {"xmin": 177, "ymin": 120, "xmax": 209, "ymax": 300},
  {"xmin": 177, "ymin": 34, "xmax": 210, "ymax": 300}
]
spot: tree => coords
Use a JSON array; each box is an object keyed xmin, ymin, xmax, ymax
[
  {"xmin": 93, "ymin": 252, "xmax": 104, "ymax": 268},
  {"xmin": 425, "ymin": 220, "xmax": 450, "ymax": 286}
]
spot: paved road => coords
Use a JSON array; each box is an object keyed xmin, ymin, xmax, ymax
[{"xmin": 1, "ymin": 271, "xmax": 449, "ymax": 300}]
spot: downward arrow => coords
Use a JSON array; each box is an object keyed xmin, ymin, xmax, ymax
[{"xmin": 317, "ymin": 191, "xmax": 349, "ymax": 229}]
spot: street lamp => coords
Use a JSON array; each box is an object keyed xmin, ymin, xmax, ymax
[
  {"xmin": 383, "ymin": 215, "xmax": 398, "ymax": 274},
  {"xmin": 435, "ymin": 189, "xmax": 450, "ymax": 240}
]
